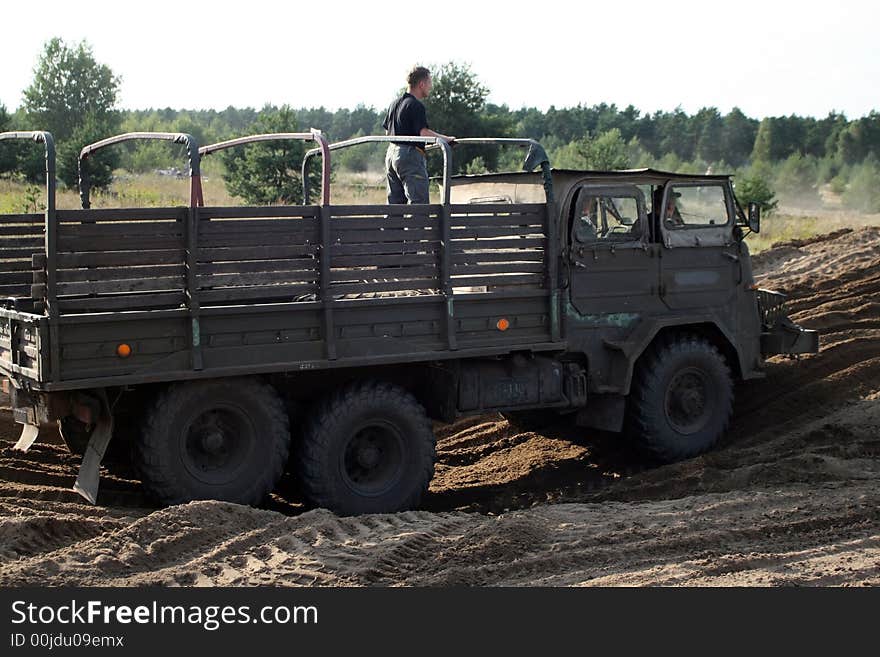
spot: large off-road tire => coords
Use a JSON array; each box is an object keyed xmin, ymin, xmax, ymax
[
  {"xmin": 134, "ymin": 378, "xmax": 290, "ymax": 506},
  {"xmin": 296, "ymin": 381, "xmax": 436, "ymax": 516},
  {"xmin": 626, "ymin": 335, "xmax": 733, "ymax": 463}
]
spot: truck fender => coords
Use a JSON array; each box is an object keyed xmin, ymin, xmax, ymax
[{"xmin": 603, "ymin": 314, "xmax": 742, "ymax": 395}]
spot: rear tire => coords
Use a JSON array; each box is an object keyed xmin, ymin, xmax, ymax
[
  {"xmin": 296, "ymin": 381, "xmax": 436, "ymax": 515},
  {"xmin": 134, "ymin": 378, "xmax": 290, "ymax": 506},
  {"xmin": 626, "ymin": 335, "xmax": 733, "ymax": 463}
]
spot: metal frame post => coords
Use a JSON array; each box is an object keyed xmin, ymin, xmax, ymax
[
  {"xmin": 319, "ymin": 205, "xmax": 336, "ymax": 359},
  {"xmin": 78, "ymin": 132, "xmax": 202, "ymax": 209},
  {"xmin": 439, "ymin": 204, "xmax": 457, "ymax": 350},
  {"xmin": 0, "ymin": 131, "xmax": 59, "ymax": 380},
  {"xmin": 184, "ymin": 206, "xmax": 203, "ymax": 370},
  {"xmin": 200, "ymin": 130, "xmax": 330, "ymax": 206}
]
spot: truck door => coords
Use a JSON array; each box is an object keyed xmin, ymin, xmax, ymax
[
  {"xmin": 567, "ymin": 184, "xmax": 664, "ymax": 319},
  {"xmin": 657, "ymin": 182, "xmax": 740, "ymax": 311}
]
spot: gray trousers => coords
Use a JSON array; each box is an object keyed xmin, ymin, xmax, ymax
[{"xmin": 385, "ymin": 144, "xmax": 429, "ymax": 204}]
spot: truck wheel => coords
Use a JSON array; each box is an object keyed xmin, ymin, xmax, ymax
[
  {"xmin": 296, "ymin": 381, "xmax": 436, "ymax": 515},
  {"xmin": 135, "ymin": 378, "xmax": 290, "ymax": 506},
  {"xmin": 626, "ymin": 335, "xmax": 733, "ymax": 463}
]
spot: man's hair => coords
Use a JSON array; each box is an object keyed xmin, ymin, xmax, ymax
[{"xmin": 407, "ymin": 66, "xmax": 431, "ymax": 87}]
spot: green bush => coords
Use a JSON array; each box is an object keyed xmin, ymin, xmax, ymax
[
  {"xmin": 842, "ymin": 157, "xmax": 880, "ymax": 212},
  {"xmin": 735, "ymin": 163, "xmax": 778, "ymax": 214},
  {"xmin": 775, "ymin": 153, "xmax": 819, "ymax": 200},
  {"xmin": 575, "ymin": 128, "xmax": 630, "ymax": 170},
  {"xmin": 816, "ymin": 156, "xmax": 839, "ymax": 184},
  {"xmin": 549, "ymin": 141, "xmax": 588, "ymax": 169},
  {"xmin": 829, "ymin": 174, "xmax": 847, "ymax": 195},
  {"xmin": 464, "ymin": 156, "xmax": 488, "ymax": 175},
  {"xmin": 655, "ymin": 152, "xmax": 683, "ymax": 173},
  {"xmin": 221, "ymin": 106, "xmax": 310, "ymax": 205}
]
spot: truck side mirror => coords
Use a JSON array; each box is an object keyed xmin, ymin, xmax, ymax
[{"xmin": 748, "ymin": 202, "xmax": 761, "ymax": 234}]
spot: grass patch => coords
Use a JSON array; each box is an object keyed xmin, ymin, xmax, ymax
[
  {"xmin": 746, "ymin": 208, "xmax": 880, "ymax": 253},
  {"xmin": 0, "ymin": 170, "xmax": 396, "ymax": 209}
]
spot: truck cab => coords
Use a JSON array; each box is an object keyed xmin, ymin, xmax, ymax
[{"xmin": 451, "ymin": 167, "xmax": 818, "ymax": 443}]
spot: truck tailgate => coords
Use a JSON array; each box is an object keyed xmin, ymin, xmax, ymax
[{"xmin": 0, "ymin": 307, "xmax": 47, "ymax": 383}]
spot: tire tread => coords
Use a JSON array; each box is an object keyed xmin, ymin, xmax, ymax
[
  {"xmin": 296, "ymin": 381, "xmax": 436, "ymax": 515},
  {"xmin": 135, "ymin": 377, "xmax": 289, "ymax": 506},
  {"xmin": 626, "ymin": 334, "xmax": 733, "ymax": 463}
]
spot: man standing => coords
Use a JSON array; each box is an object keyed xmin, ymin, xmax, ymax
[{"xmin": 383, "ymin": 65, "xmax": 454, "ymax": 204}]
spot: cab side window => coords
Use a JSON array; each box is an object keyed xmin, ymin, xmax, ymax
[
  {"xmin": 664, "ymin": 185, "xmax": 730, "ymax": 229},
  {"xmin": 574, "ymin": 193, "xmax": 643, "ymax": 243}
]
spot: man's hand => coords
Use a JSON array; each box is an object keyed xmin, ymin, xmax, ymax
[{"xmin": 420, "ymin": 128, "xmax": 455, "ymax": 143}]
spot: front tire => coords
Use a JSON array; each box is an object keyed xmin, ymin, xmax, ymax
[
  {"xmin": 626, "ymin": 335, "xmax": 733, "ymax": 463},
  {"xmin": 296, "ymin": 381, "xmax": 436, "ymax": 515},
  {"xmin": 134, "ymin": 378, "xmax": 290, "ymax": 506}
]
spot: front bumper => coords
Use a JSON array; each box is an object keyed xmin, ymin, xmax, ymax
[
  {"xmin": 761, "ymin": 317, "xmax": 820, "ymax": 357},
  {"xmin": 757, "ymin": 288, "xmax": 820, "ymax": 357}
]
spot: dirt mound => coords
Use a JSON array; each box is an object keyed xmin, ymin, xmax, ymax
[
  {"xmin": 768, "ymin": 227, "xmax": 854, "ymax": 251},
  {"xmin": 751, "ymin": 226, "xmax": 880, "ymax": 297},
  {"xmin": 1, "ymin": 227, "xmax": 878, "ymax": 586}
]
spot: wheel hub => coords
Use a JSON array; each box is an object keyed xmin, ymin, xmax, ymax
[
  {"xmin": 678, "ymin": 386, "xmax": 705, "ymax": 416},
  {"xmin": 341, "ymin": 422, "xmax": 405, "ymax": 497},
  {"xmin": 201, "ymin": 430, "xmax": 226, "ymax": 455},
  {"xmin": 357, "ymin": 443, "xmax": 381, "ymax": 469},
  {"xmin": 182, "ymin": 407, "xmax": 254, "ymax": 484},
  {"xmin": 665, "ymin": 368, "xmax": 712, "ymax": 434}
]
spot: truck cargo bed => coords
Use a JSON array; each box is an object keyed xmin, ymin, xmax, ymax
[{"xmin": 1, "ymin": 202, "xmax": 562, "ymax": 390}]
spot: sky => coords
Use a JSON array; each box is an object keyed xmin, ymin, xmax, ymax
[{"xmin": 1, "ymin": 0, "xmax": 876, "ymax": 120}]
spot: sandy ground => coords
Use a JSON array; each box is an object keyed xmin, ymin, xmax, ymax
[{"xmin": 0, "ymin": 228, "xmax": 878, "ymax": 586}]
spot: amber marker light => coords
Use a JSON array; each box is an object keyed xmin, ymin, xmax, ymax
[
  {"xmin": 116, "ymin": 343, "xmax": 132, "ymax": 358},
  {"xmin": 496, "ymin": 318, "xmax": 510, "ymax": 331}
]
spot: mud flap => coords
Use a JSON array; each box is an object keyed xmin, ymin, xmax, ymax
[
  {"xmin": 72, "ymin": 413, "xmax": 114, "ymax": 505},
  {"xmin": 12, "ymin": 423, "xmax": 40, "ymax": 452}
]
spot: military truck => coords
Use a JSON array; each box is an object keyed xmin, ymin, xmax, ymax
[{"xmin": 0, "ymin": 130, "xmax": 818, "ymax": 515}]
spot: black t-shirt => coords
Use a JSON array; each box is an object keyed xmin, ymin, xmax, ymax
[{"xmin": 382, "ymin": 93, "xmax": 429, "ymax": 139}]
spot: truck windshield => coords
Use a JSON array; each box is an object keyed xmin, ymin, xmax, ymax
[{"xmin": 665, "ymin": 184, "xmax": 730, "ymax": 229}]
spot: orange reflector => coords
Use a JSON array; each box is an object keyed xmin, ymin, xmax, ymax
[
  {"xmin": 496, "ymin": 318, "xmax": 510, "ymax": 331},
  {"xmin": 1, "ymin": 377, "xmax": 8, "ymax": 394},
  {"xmin": 116, "ymin": 343, "xmax": 132, "ymax": 358},
  {"xmin": 748, "ymin": 283, "xmax": 760, "ymax": 290}
]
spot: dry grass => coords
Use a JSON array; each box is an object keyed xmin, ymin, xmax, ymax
[
  {"xmin": 747, "ymin": 205, "xmax": 880, "ymax": 253},
  {"xmin": 0, "ymin": 174, "xmax": 237, "ymax": 211},
  {"xmin": 0, "ymin": 171, "xmax": 443, "ymax": 211}
]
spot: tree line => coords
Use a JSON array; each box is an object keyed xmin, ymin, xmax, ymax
[{"xmin": 2, "ymin": 38, "xmax": 879, "ymax": 212}]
